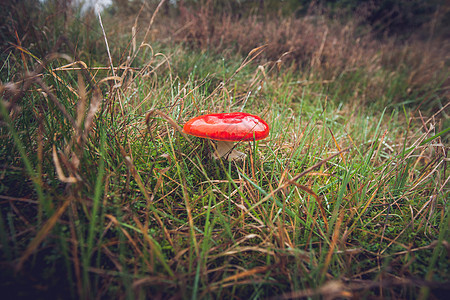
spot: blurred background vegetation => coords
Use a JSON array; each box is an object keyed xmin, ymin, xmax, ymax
[{"xmin": 1, "ymin": 0, "xmax": 448, "ymax": 116}]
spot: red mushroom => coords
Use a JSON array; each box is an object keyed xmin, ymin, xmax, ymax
[{"xmin": 183, "ymin": 112, "xmax": 269, "ymax": 160}]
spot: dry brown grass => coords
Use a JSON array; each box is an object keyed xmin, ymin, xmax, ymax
[
  {"xmin": 118, "ymin": 2, "xmax": 449, "ymax": 115},
  {"xmin": 150, "ymin": 4, "xmax": 449, "ymax": 73}
]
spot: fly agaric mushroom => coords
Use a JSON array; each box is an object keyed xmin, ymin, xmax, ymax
[{"xmin": 183, "ymin": 112, "xmax": 269, "ymax": 160}]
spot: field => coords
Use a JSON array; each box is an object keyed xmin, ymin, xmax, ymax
[{"xmin": 0, "ymin": 0, "xmax": 449, "ymax": 299}]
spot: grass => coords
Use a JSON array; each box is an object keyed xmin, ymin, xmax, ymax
[{"xmin": 0, "ymin": 1, "xmax": 449, "ymax": 299}]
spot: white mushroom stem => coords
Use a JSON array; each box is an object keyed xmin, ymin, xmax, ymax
[{"xmin": 213, "ymin": 140, "xmax": 246, "ymax": 161}]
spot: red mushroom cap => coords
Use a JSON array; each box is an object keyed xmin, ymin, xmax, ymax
[{"xmin": 183, "ymin": 112, "xmax": 269, "ymax": 142}]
